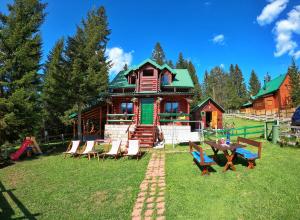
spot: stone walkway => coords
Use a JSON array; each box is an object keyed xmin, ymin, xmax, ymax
[{"xmin": 132, "ymin": 152, "xmax": 166, "ymax": 220}]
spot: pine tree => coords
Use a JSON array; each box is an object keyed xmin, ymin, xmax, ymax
[
  {"xmin": 249, "ymin": 70, "xmax": 261, "ymax": 96},
  {"xmin": 65, "ymin": 6, "xmax": 110, "ymax": 139},
  {"xmin": 187, "ymin": 61, "xmax": 202, "ymax": 107},
  {"xmin": 176, "ymin": 52, "xmax": 188, "ymax": 69},
  {"xmin": 288, "ymin": 58, "xmax": 300, "ymax": 107},
  {"xmin": 42, "ymin": 38, "xmax": 72, "ymax": 134},
  {"xmin": 202, "ymin": 70, "xmax": 210, "ymax": 98},
  {"xmin": 227, "ymin": 64, "xmax": 248, "ymax": 109},
  {"xmin": 151, "ymin": 42, "xmax": 166, "ymax": 65},
  {"xmin": 123, "ymin": 63, "xmax": 128, "ymax": 71},
  {"xmin": 166, "ymin": 60, "xmax": 174, "ymax": 68},
  {"xmin": 0, "ymin": 0, "xmax": 46, "ymax": 144},
  {"xmin": 265, "ymin": 72, "xmax": 271, "ymax": 82}
]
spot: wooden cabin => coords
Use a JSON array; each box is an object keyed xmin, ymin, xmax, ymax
[
  {"xmin": 105, "ymin": 59, "xmax": 195, "ymax": 147},
  {"xmin": 191, "ymin": 97, "xmax": 225, "ymax": 129},
  {"xmin": 241, "ymin": 74, "xmax": 291, "ymax": 116}
]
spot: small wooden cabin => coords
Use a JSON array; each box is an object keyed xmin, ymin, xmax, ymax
[
  {"xmin": 241, "ymin": 74, "xmax": 291, "ymax": 115},
  {"xmin": 191, "ymin": 97, "xmax": 225, "ymax": 129}
]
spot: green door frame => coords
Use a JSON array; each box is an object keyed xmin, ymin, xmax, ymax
[{"xmin": 140, "ymin": 98, "xmax": 154, "ymax": 125}]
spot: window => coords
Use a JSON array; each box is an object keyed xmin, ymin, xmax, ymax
[
  {"xmin": 165, "ymin": 102, "xmax": 179, "ymax": 113},
  {"xmin": 130, "ymin": 75, "xmax": 136, "ymax": 84},
  {"xmin": 143, "ymin": 69, "xmax": 154, "ymax": 77},
  {"xmin": 121, "ymin": 102, "xmax": 133, "ymax": 114},
  {"xmin": 162, "ymin": 74, "xmax": 170, "ymax": 85}
]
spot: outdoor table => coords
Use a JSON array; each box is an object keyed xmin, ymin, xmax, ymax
[{"xmin": 204, "ymin": 141, "xmax": 245, "ymax": 172}]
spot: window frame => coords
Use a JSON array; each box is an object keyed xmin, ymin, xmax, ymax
[
  {"xmin": 165, "ymin": 102, "xmax": 179, "ymax": 113},
  {"xmin": 120, "ymin": 102, "xmax": 134, "ymax": 114}
]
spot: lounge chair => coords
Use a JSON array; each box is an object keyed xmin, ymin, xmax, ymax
[
  {"xmin": 64, "ymin": 140, "xmax": 80, "ymax": 158},
  {"xmin": 124, "ymin": 140, "xmax": 141, "ymax": 160},
  {"xmin": 78, "ymin": 140, "xmax": 96, "ymax": 160},
  {"xmin": 99, "ymin": 140, "xmax": 121, "ymax": 160}
]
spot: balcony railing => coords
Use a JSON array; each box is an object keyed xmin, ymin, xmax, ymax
[
  {"xmin": 107, "ymin": 114, "xmax": 135, "ymax": 124},
  {"xmin": 158, "ymin": 113, "xmax": 190, "ymax": 123}
]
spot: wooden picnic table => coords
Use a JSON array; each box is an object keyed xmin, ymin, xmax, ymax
[{"xmin": 204, "ymin": 141, "xmax": 245, "ymax": 172}]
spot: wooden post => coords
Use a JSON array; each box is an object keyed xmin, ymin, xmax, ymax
[
  {"xmin": 99, "ymin": 106, "xmax": 102, "ymax": 138},
  {"xmin": 73, "ymin": 121, "xmax": 76, "ymax": 139}
]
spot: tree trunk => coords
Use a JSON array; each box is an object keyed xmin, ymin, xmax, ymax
[{"xmin": 77, "ymin": 103, "xmax": 82, "ymax": 140}]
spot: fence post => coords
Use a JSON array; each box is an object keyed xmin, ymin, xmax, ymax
[
  {"xmin": 172, "ymin": 121, "xmax": 175, "ymax": 149},
  {"xmin": 264, "ymin": 122, "xmax": 267, "ymax": 139}
]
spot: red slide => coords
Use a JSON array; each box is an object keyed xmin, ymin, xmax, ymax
[{"xmin": 10, "ymin": 139, "xmax": 33, "ymax": 161}]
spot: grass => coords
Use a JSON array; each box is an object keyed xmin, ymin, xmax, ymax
[
  {"xmin": 0, "ymin": 149, "xmax": 150, "ymax": 219},
  {"xmin": 165, "ymin": 117, "xmax": 300, "ymax": 219},
  {"xmin": 1, "ymin": 117, "xmax": 300, "ymax": 219}
]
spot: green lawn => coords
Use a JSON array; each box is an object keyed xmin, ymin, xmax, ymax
[
  {"xmin": 0, "ymin": 151, "xmax": 150, "ymax": 219},
  {"xmin": 165, "ymin": 117, "xmax": 300, "ymax": 219},
  {"xmin": 1, "ymin": 118, "xmax": 300, "ymax": 219}
]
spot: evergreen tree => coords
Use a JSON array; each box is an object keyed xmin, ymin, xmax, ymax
[
  {"xmin": 65, "ymin": 6, "xmax": 110, "ymax": 139},
  {"xmin": 151, "ymin": 42, "xmax": 166, "ymax": 65},
  {"xmin": 0, "ymin": 0, "xmax": 46, "ymax": 144},
  {"xmin": 42, "ymin": 38, "xmax": 72, "ymax": 134},
  {"xmin": 288, "ymin": 58, "xmax": 300, "ymax": 107},
  {"xmin": 123, "ymin": 63, "xmax": 128, "ymax": 71},
  {"xmin": 227, "ymin": 64, "xmax": 248, "ymax": 109},
  {"xmin": 202, "ymin": 70, "xmax": 210, "ymax": 98},
  {"xmin": 265, "ymin": 72, "xmax": 271, "ymax": 82},
  {"xmin": 249, "ymin": 70, "xmax": 261, "ymax": 96},
  {"xmin": 166, "ymin": 60, "xmax": 174, "ymax": 68},
  {"xmin": 176, "ymin": 52, "xmax": 188, "ymax": 69},
  {"xmin": 187, "ymin": 61, "xmax": 202, "ymax": 107}
]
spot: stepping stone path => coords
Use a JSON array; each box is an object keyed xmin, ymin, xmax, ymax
[{"xmin": 132, "ymin": 152, "xmax": 166, "ymax": 220}]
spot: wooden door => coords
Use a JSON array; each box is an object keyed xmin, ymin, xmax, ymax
[
  {"xmin": 141, "ymin": 98, "xmax": 154, "ymax": 124},
  {"xmin": 212, "ymin": 111, "xmax": 218, "ymax": 128}
]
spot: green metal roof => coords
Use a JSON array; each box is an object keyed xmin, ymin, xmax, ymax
[
  {"xmin": 252, "ymin": 74, "xmax": 287, "ymax": 100},
  {"xmin": 162, "ymin": 69, "xmax": 194, "ymax": 88},
  {"xmin": 109, "ymin": 59, "xmax": 194, "ymax": 89},
  {"xmin": 191, "ymin": 97, "xmax": 225, "ymax": 113}
]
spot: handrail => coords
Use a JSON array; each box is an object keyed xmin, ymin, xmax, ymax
[
  {"xmin": 158, "ymin": 113, "xmax": 190, "ymax": 117},
  {"xmin": 107, "ymin": 114, "xmax": 135, "ymax": 117}
]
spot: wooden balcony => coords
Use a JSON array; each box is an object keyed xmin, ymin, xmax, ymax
[{"xmin": 107, "ymin": 114, "xmax": 135, "ymax": 124}]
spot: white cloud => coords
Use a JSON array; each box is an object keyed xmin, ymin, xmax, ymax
[
  {"xmin": 212, "ymin": 34, "xmax": 225, "ymax": 45},
  {"xmin": 220, "ymin": 64, "xmax": 225, "ymax": 69},
  {"xmin": 257, "ymin": 0, "xmax": 289, "ymax": 26},
  {"xmin": 105, "ymin": 47, "xmax": 133, "ymax": 75},
  {"xmin": 273, "ymin": 5, "xmax": 300, "ymax": 59}
]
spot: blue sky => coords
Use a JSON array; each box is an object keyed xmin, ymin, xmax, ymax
[{"xmin": 1, "ymin": 0, "xmax": 300, "ymax": 85}]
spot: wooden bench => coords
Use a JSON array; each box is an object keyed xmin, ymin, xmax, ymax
[
  {"xmin": 236, "ymin": 137, "xmax": 262, "ymax": 169},
  {"xmin": 189, "ymin": 141, "xmax": 216, "ymax": 175}
]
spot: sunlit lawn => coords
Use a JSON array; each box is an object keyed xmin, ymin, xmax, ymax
[
  {"xmin": 0, "ymin": 148, "xmax": 150, "ymax": 219},
  {"xmin": 1, "ymin": 117, "xmax": 300, "ymax": 219},
  {"xmin": 165, "ymin": 117, "xmax": 300, "ymax": 219}
]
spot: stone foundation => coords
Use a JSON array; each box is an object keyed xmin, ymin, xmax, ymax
[
  {"xmin": 159, "ymin": 125, "xmax": 201, "ymax": 144},
  {"xmin": 104, "ymin": 124, "xmax": 135, "ymax": 145},
  {"xmin": 104, "ymin": 124, "xmax": 201, "ymax": 146}
]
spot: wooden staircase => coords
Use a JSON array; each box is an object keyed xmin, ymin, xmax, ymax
[{"xmin": 130, "ymin": 125, "xmax": 156, "ymax": 148}]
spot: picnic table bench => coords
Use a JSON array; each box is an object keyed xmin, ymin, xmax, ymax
[
  {"xmin": 236, "ymin": 137, "xmax": 262, "ymax": 169},
  {"xmin": 204, "ymin": 141, "xmax": 245, "ymax": 172},
  {"xmin": 189, "ymin": 141, "xmax": 216, "ymax": 175}
]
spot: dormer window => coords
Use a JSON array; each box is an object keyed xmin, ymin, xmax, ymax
[
  {"xmin": 128, "ymin": 73, "xmax": 136, "ymax": 84},
  {"xmin": 143, "ymin": 69, "xmax": 154, "ymax": 77},
  {"xmin": 162, "ymin": 74, "xmax": 170, "ymax": 85}
]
